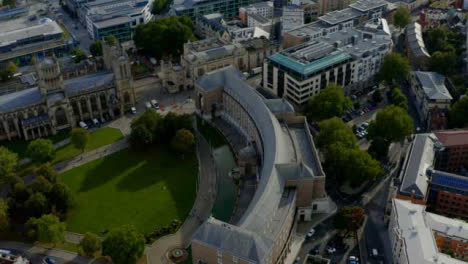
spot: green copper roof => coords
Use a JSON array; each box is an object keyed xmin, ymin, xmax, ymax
[{"xmin": 269, "ymin": 51, "xmax": 351, "ymax": 76}]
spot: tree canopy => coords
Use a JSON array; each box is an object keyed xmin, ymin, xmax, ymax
[
  {"xmin": 0, "ymin": 199, "xmax": 9, "ymax": 232},
  {"xmin": 390, "ymin": 87, "xmax": 408, "ymax": 110},
  {"xmin": 25, "ymin": 214, "xmax": 66, "ymax": 243},
  {"xmin": 31, "ymin": 176, "xmax": 53, "ymax": 195},
  {"xmin": 72, "ymin": 49, "xmax": 87, "ymax": 63},
  {"xmin": 429, "ymin": 51, "xmax": 456, "ymax": 75},
  {"xmin": 27, "ymin": 139, "xmax": 55, "ymax": 163},
  {"xmin": 368, "ymin": 105, "xmax": 413, "ymax": 142},
  {"xmin": 315, "ymin": 117, "xmax": 357, "ymax": 151},
  {"xmin": 71, "ymin": 128, "xmax": 90, "ymax": 152},
  {"xmin": 89, "ymin": 41, "xmax": 103, "ymax": 57},
  {"xmin": 425, "ymin": 26, "xmax": 464, "ymax": 56},
  {"xmin": 151, "ymin": 0, "xmax": 170, "ymax": 14},
  {"xmin": 102, "ymin": 225, "xmax": 145, "ymax": 264},
  {"xmin": 49, "ymin": 182, "xmax": 74, "ymax": 213},
  {"xmin": 379, "ymin": 53, "xmax": 410, "ymax": 85},
  {"xmin": 368, "ymin": 136, "xmax": 391, "ymax": 162},
  {"xmin": 306, "ymin": 83, "xmax": 351, "ymax": 120},
  {"xmin": 134, "ymin": 16, "xmax": 195, "ymax": 59},
  {"xmin": 393, "ymin": 7, "xmax": 411, "ymax": 29},
  {"xmin": 449, "ymin": 95, "xmax": 468, "ymax": 128},
  {"xmin": 0, "ymin": 62, "xmax": 17, "ymax": 82},
  {"xmin": 25, "ymin": 192, "xmax": 49, "ymax": 218},
  {"xmin": 171, "ymin": 129, "xmax": 195, "ymax": 154},
  {"xmin": 80, "ymin": 232, "xmax": 101, "ymax": 256},
  {"xmin": 0, "ymin": 147, "xmax": 17, "ymax": 182},
  {"xmin": 334, "ymin": 206, "xmax": 365, "ymax": 233}
]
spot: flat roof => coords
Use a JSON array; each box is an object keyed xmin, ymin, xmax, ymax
[
  {"xmin": 318, "ymin": 8, "xmax": 361, "ymax": 25},
  {"xmin": 434, "ymin": 130, "xmax": 468, "ymax": 147},
  {"xmin": 349, "ymin": 0, "xmax": 388, "ymax": 12},
  {"xmin": 93, "ymin": 16, "xmax": 132, "ymax": 28},
  {"xmin": 413, "ymin": 71, "xmax": 452, "ymax": 100},
  {"xmin": 269, "ymin": 48, "xmax": 351, "ymax": 76},
  {"xmin": 0, "ymin": 20, "xmax": 63, "ymax": 48}
]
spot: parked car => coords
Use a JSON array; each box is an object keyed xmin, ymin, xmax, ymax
[
  {"xmin": 306, "ymin": 228, "xmax": 315, "ymax": 239},
  {"xmin": 151, "ymin": 99, "xmax": 159, "ymax": 110},
  {"xmin": 79, "ymin": 121, "xmax": 88, "ymax": 130},
  {"xmin": 131, "ymin": 106, "xmax": 137, "ymax": 114},
  {"xmin": 349, "ymin": 256, "xmax": 359, "ymax": 264},
  {"xmin": 326, "ymin": 246, "xmax": 336, "ymax": 254},
  {"xmin": 92, "ymin": 118, "xmax": 99, "ymax": 126},
  {"xmin": 43, "ymin": 257, "xmax": 56, "ymax": 264},
  {"xmin": 145, "ymin": 102, "xmax": 151, "ymax": 109}
]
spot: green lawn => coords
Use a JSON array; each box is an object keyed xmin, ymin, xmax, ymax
[
  {"xmin": 59, "ymin": 147, "xmax": 198, "ymax": 235},
  {"xmin": 2, "ymin": 130, "xmax": 70, "ymax": 159},
  {"xmin": 53, "ymin": 127, "xmax": 123, "ymax": 163}
]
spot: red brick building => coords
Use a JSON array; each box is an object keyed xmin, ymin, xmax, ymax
[{"xmin": 434, "ymin": 130, "xmax": 468, "ymax": 173}]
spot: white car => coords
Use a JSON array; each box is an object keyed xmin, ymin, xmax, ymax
[
  {"xmin": 151, "ymin": 99, "xmax": 159, "ymax": 109},
  {"xmin": 131, "ymin": 107, "xmax": 137, "ymax": 114},
  {"xmin": 79, "ymin": 121, "xmax": 88, "ymax": 129},
  {"xmin": 306, "ymin": 228, "xmax": 315, "ymax": 239},
  {"xmin": 327, "ymin": 246, "xmax": 336, "ymax": 254},
  {"xmin": 145, "ymin": 102, "xmax": 151, "ymax": 109},
  {"xmin": 92, "ymin": 118, "xmax": 99, "ymax": 126}
]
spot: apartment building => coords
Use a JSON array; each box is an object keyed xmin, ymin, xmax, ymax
[
  {"xmin": 389, "ymin": 198, "xmax": 468, "ymax": 263},
  {"xmin": 239, "ymin": 1, "xmax": 274, "ymax": 25},
  {"xmin": 434, "ymin": 130, "xmax": 468, "ymax": 173},
  {"xmin": 263, "ymin": 19, "xmax": 392, "ymax": 105}
]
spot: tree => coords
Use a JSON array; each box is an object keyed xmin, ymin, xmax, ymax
[
  {"xmin": 372, "ymin": 89, "xmax": 382, "ymax": 103},
  {"xmin": 1, "ymin": 0, "xmax": 16, "ymax": 7},
  {"xmin": 49, "ymin": 183, "xmax": 74, "ymax": 213},
  {"xmin": 334, "ymin": 206, "xmax": 365, "ymax": 237},
  {"xmin": 25, "ymin": 192, "xmax": 49, "ymax": 218},
  {"xmin": 0, "ymin": 147, "xmax": 17, "ymax": 182},
  {"xmin": 425, "ymin": 26, "xmax": 456, "ymax": 54},
  {"xmin": 390, "ymin": 87, "xmax": 408, "ymax": 110},
  {"xmin": 306, "ymin": 83, "xmax": 351, "ymax": 120},
  {"xmin": 105, "ymin": 35, "xmax": 117, "ymax": 46},
  {"xmin": 368, "ymin": 137, "xmax": 391, "ymax": 162},
  {"xmin": 31, "ymin": 176, "xmax": 53, "ymax": 195},
  {"xmin": 429, "ymin": 51, "xmax": 456, "ymax": 75},
  {"xmin": 379, "ymin": 53, "xmax": 410, "ymax": 85},
  {"xmin": 89, "ymin": 41, "xmax": 103, "ymax": 57},
  {"xmin": 160, "ymin": 112, "xmax": 193, "ymax": 139},
  {"xmin": 129, "ymin": 109, "xmax": 162, "ymax": 149},
  {"xmin": 80, "ymin": 232, "xmax": 101, "ymax": 256},
  {"xmin": 368, "ymin": 105, "xmax": 413, "ymax": 142},
  {"xmin": 152, "ymin": 0, "xmax": 170, "ymax": 14},
  {"xmin": 71, "ymin": 128, "xmax": 90, "ymax": 153},
  {"xmin": 26, "ymin": 139, "xmax": 55, "ymax": 163},
  {"xmin": 129, "ymin": 125, "xmax": 153, "ymax": 150},
  {"xmin": 36, "ymin": 163, "xmax": 57, "ymax": 183},
  {"xmin": 25, "ymin": 214, "xmax": 65, "ymax": 243},
  {"xmin": 0, "ymin": 62, "xmax": 17, "ymax": 82},
  {"xmin": 134, "ymin": 16, "xmax": 195, "ymax": 59},
  {"xmin": 102, "ymin": 225, "xmax": 145, "ymax": 264},
  {"xmin": 393, "ymin": 7, "xmax": 411, "ymax": 29},
  {"xmin": 449, "ymin": 96, "xmax": 468, "ymax": 128},
  {"xmin": 315, "ymin": 117, "xmax": 357, "ymax": 152},
  {"xmin": 171, "ymin": 129, "xmax": 195, "ymax": 154},
  {"xmin": 0, "ymin": 199, "xmax": 9, "ymax": 232},
  {"xmin": 72, "ymin": 49, "xmax": 87, "ymax": 63}
]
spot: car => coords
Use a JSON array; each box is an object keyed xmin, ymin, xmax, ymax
[
  {"xmin": 131, "ymin": 106, "xmax": 137, "ymax": 114},
  {"xmin": 145, "ymin": 102, "xmax": 151, "ymax": 109},
  {"xmin": 310, "ymin": 245, "xmax": 320, "ymax": 255},
  {"xmin": 44, "ymin": 257, "xmax": 56, "ymax": 264},
  {"xmin": 92, "ymin": 118, "xmax": 99, "ymax": 126},
  {"xmin": 306, "ymin": 228, "xmax": 315, "ymax": 239},
  {"xmin": 326, "ymin": 246, "xmax": 336, "ymax": 254},
  {"xmin": 351, "ymin": 95, "xmax": 357, "ymax": 100},
  {"xmin": 100, "ymin": 117, "xmax": 106, "ymax": 123},
  {"xmin": 79, "ymin": 121, "xmax": 88, "ymax": 130},
  {"xmin": 359, "ymin": 110, "xmax": 364, "ymax": 116},
  {"xmin": 151, "ymin": 99, "xmax": 159, "ymax": 109},
  {"xmin": 362, "ymin": 122, "xmax": 369, "ymax": 127},
  {"xmin": 371, "ymin": 248, "xmax": 379, "ymax": 258},
  {"xmin": 349, "ymin": 256, "xmax": 359, "ymax": 261}
]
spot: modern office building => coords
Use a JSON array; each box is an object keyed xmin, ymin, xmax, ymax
[
  {"xmin": 282, "ymin": 0, "xmax": 388, "ymax": 48},
  {"xmin": 409, "ymin": 71, "xmax": 453, "ymax": 129},
  {"xmin": 82, "ymin": 0, "xmax": 153, "ymax": 42},
  {"xmin": 0, "ymin": 17, "xmax": 73, "ymax": 65},
  {"xmin": 171, "ymin": 0, "xmax": 261, "ymax": 19},
  {"xmin": 0, "ymin": 41, "xmax": 135, "ymax": 141},
  {"xmin": 192, "ymin": 66, "xmax": 333, "ymax": 264},
  {"xmin": 263, "ymin": 18, "xmax": 392, "ymax": 105},
  {"xmin": 389, "ymin": 198, "xmax": 468, "ymax": 263}
]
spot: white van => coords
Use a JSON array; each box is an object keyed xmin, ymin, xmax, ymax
[{"xmin": 79, "ymin": 121, "xmax": 88, "ymax": 129}]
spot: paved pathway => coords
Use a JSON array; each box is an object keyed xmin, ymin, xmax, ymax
[
  {"xmin": 145, "ymin": 133, "xmax": 217, "ymax": 264},
  {"xmin": 0, "ymin": 241, "xmax": 94, "ymax": 264},
  {"xmin": 54, "ymin": 138, "xmax": 128, "ymax": 174}
]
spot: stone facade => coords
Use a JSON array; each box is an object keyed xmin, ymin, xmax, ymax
[{"xmin": 0, "ymin": 41, "xmax": 135, "ymax": 141}]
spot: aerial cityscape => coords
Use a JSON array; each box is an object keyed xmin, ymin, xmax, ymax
[{"xmin": 0, "ymin": 0, "xmax": 467, "ymax": 262}]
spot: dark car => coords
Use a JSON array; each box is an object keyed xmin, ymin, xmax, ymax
[{"xmin": 44, "ymin": 257, "xmax": 56, "ymax": 264}]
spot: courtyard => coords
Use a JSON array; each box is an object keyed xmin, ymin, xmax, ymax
[{"xmin": 59, "ymin": 147, "xmax": 198, "ymax": 234}]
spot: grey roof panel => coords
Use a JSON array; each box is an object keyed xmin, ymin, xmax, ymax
[
  {"xmin": 64, "ymin": 71, "xmax": 114, "ymax": 96},
  {"xmin": 0, "ymin": 87, "xmax": 42, "ymax": 113},
  {"xmin": 414, "ymin": 71, "xmax": 453, "ymax": 100}
]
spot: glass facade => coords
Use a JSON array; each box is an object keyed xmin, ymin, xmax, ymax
[
  {"xmin": 175, "ymin": 0, "xmax": 260, "ymax": 19},
  {"xmin": 95, "ymin": 22, "xmax": 132, "ymax": 43}
]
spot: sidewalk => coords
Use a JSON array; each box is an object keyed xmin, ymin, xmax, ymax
[
  {"xmin": 145, "ymin": 133, "xmax": 217, "ymax": 264},
  {"xmin": 0, "ymin": 241, "xmax": 93, "ymax": 264}
]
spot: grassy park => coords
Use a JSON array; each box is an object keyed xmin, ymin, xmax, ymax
[
  {"xmin": 53, "ymin": 127, "xmax": 123, "ymax": 163},
  {"xmin": 59, "ymin": 147, "xmax": 198, "ymax": 234}
]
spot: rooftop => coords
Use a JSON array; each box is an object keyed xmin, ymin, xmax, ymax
[
  {"xmin": 318, "ymin": 8, "xmax": 361, "ymax": 25},
  {"xmin": 0, "ymin": 87, "xmax": 42, "ymax": 113},
  {"xmin": 0, "ymin": 20, "xmax": 63, "ymax": 48},
  {"xmin": 269, "ymin": 41, "xmax": 351, "ymax": 76},
  {"xmin": 434, "ymin": 130, "xmax": 468, "ymax": 147},
  {"xmin": 64, "ymin": 71, "xmax": 114, "ymax": 96},
  {"xmin": 413, "ymin": 71, "xmax": 452, "ymax": 101},
  {"xmin": 429, "ymin": 169, "xmax": 468, "ymax": 191},
  {"xmin": 349, "ymin": 0, "xmax": 388, "ymax": 12},
  {"xmin": 392, "ymin": 199, "xmax": 468, "ymax": 264},
  {"xmin": 399, "ymin": 133, "xmax": 437, "ymax": 198},
  {"xmin": 406, "ymin": 22, "xmax": 430, "ymax": 58}
]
